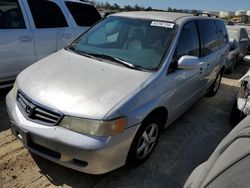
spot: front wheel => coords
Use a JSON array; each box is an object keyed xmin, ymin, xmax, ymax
[
  {"xmin": 206, "ymin": 70, "xmax": 223, "ymax": 97},
  {"xmin": 126, "ymin": 119, "xmax": 160, "ymax": 165}
]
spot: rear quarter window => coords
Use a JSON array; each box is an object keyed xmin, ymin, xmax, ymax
[{"xmin": 65, "ymin": 2, "xmax": 101, "ymax": 27}]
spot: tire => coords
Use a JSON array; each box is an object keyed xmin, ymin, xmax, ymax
[
  {"xmin": 206, "ymin": 70, "xmax": 223, "ymax": 97},
  {"xmin": 126, "ymin": 118, "xmax": 161, "ymax": 165},
  {"xmin": 230, "ymin": 99, "xmax": 245, "ymax": 126}
]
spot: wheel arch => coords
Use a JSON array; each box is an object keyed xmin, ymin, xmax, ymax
[{"xmin": 141, "ymin": 106, "xmax": 168, "ymax": 131}]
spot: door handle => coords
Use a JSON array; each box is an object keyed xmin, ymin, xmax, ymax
[{"xmin": 20, "ymin": 36, "xmax": 32, "ymax": 42}]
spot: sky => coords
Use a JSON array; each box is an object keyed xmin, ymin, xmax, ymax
[{"xmin": 98, "ymin": 0, "xmax": 250, "ymax": 12}]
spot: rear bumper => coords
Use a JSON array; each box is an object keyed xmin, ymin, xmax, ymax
[{"xmin": 6, "ymin": 89, "xmax": 139, "ymax": 174}]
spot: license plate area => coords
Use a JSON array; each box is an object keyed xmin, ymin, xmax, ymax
[{"xmin": 10, "ymin": 122, "xmax": 30, "ymax": 147}]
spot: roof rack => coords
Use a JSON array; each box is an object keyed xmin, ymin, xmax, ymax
[{"xmin": 194, "ymin": 13, "xmax": 218, "ymax": 18}]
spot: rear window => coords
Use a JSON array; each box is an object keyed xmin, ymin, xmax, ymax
[{"xmin": 65, "ymin": 2, "xmax": 101, "ymax": 27}]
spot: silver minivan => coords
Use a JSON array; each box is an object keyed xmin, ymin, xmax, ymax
[{"xmin": 6, "ymin": 11, "xmax": 229, "ymax": 174}]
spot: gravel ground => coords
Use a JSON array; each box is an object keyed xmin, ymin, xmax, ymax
[{"xmin": 0, "ymin": 63, "xmax": 248, "ymax": 188}]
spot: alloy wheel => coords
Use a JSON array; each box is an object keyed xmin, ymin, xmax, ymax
[{"xmin": 136, "ymin": 123, "xmax": 159, "ymax": 160}]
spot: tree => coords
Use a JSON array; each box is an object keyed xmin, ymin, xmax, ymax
[
  {"xmin": 124, "ymin": 5, "xmax": 132, "ymax": 11},
  {"xmin": 167, "ymin": 7, "xmax": 173, "ymax": 12},
  {"xmin": 134, "ymin": 4, "xmax": 141, "ymax": 11},
  {"xmin": 113, "ymin": 3, "xmax": 120, "ymax": 11}
]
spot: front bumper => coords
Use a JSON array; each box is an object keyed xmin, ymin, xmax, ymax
[{"xmin": 6, "ymin": 89, "xmax": 139, "ymax": 174}]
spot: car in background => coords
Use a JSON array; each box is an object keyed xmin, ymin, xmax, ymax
[
  {"xmin": 226, "ymin": 26, "xmax": 249, "ymax": 63},
  {"xmin": 242, "ymin": 25, "xmax": 250, "ymax": 52},
  {"xmin": 184, "ymin": 114, "xmax": 250, "ymax": 188},
  {"xmin": 6, "ymin": 12, "xmax": 229, "ymax": 174},
  {"xmin": 230, "ymin": 56, "xmax": 250, "ymax": 124},
  {"xmin": 0, "ymin": 0, "xmax": 101, "ymax": 88},
  {"xmin": 226, "ymin": 38, "xmax": 240, "ymax": 73}
]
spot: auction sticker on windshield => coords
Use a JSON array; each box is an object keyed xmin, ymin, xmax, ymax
[{"xmin": 150, "ymin": 21, "xmax": 175, "ymax": 28}]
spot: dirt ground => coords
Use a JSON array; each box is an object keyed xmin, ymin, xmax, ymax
[{"xmin": 0, "ymin": 63, "xmax": 249, "ymax": 188}]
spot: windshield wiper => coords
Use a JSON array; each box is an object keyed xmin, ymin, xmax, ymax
[
  {"xmin": 86, "ymin": 53, "xmax": 136, "ymax": 69},
  {"xmin": 65, "ymin": 47, "xmax": 98, "ymax": 60},
  {"xmin": 65, "ymin": 48, "xmax": 156, "ymax": 71}
]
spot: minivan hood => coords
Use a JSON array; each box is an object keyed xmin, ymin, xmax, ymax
[{"xmin": 17, "ymin": 49, "xmax": 152, "ymax": 119}]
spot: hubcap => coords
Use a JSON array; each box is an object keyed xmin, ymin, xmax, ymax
[{"xmin": 136, "ymin": 123, "xmax": 159, "ymax": 160}]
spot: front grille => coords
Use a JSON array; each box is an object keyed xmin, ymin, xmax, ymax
[{"xmin": 17, "ymin": 91, "xmax": 63, "ymax": 126}]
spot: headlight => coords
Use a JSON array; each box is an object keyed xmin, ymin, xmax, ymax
[{"xmin": 59, "ymin": 116, "xmax": 127, "ymax": 136}]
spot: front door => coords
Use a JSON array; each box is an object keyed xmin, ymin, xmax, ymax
[
  {"xmin": 0, "ymin": 0, "xmax": 36, "ymax": 81},
  {"xmin": 166, "ymin": 21, "xmax": 205, "ymax": 119}
]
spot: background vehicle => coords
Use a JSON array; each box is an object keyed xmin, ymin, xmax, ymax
[
  {"xmin": 226, "ymin": 26, "xmax": 249, "ymax": 64},
  {"xmin": 184, "ymin": 115, "xmax": 250, "ymax": 188},
  {"xmin": 226, "ymin": 38, "xmax": 240, "ymax": 73},
  {"xmin": 6, "ymin": 12, "xmax": 229, "ymax": 174},
  {"xmin": 230, "ymin": 56, "xmax": 250, "ymax": 124},
  {"xmin": 239, "ymin": 25, "xmax": 250, "ymax": 52},
  {"xmin": 0, "ymin": 0, "xmax": 101, "ymax": 88}
]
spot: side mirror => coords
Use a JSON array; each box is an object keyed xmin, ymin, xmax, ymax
[
  {"xmin": 178, "ymin": 55, "xmax": 200, "ymax": 70},
  {"xmin": 243, "ymin": 55, "xmax": 250, "ymax": 63},
  {"xmin": 240, "ymin": 38, "xmax": 249, "ymax": 43}
]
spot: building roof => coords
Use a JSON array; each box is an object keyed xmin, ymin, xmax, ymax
[{"xmin": 111, "ymin": 11, "xmax": 193, "ymax": 22}]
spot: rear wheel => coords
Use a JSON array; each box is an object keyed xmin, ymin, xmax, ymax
[
  {"xmin": 206, "ymin": 70, "xmax": 223, "ymax": 97},
  {"xmin": 127, "ymin": 119, "xmax": 160, "ymax": 165}
]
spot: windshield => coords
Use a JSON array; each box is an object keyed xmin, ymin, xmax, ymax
[{"xmin": 68, "ymin": 16, "xmax": 176, "ymax": 70}]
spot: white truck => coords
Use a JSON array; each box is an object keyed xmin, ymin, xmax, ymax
[{"xmin": 0, "ymin": 0, "xmax": 101, "ymax": 88}]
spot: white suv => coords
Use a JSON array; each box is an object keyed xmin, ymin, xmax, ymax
[{"xmin": 0, "ymin": 0, "xmax": 101, "ymax": 88}]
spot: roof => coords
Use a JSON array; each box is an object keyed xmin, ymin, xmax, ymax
[
  {"xmin": 111, "ymin": 11, "xmax": 193, "ymax": 22},
  {"xmin": 64, "ymin": 0, "xmax": 92, "ymax": 5}
]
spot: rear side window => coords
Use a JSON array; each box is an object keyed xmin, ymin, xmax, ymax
[
  {"xmin": 198, "ymin": 20, "xmax": 220, "ymax": 56},
  {"xmin": 65, "ymin": 2, "xmax": 101, "ymax": 27},
  {"xmin": 215, "ymin": 20, "xmax": 229, "ymax": 46},
  {"xmin": 27, "ymin": 0, "xmax": 68, "ymax": 28},
  {"xmin": 0, "ymin": 0, "xmax": 25, "ymax": 29}
]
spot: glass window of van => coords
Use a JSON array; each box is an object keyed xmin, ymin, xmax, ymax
[
  {"xmin": 168, "ymin": 21, "xmax": 200, "ymax": 73},
  {"xmin": 198, "ymin": 20, "xmax": 220, "ymax": 56},
  {"xmin": 215, "ymin": 20, "xmax": 229, "ymax": 46},
  {"xmin": 0, "ymin": 0, "xmax": 25, "ymax": 29},
  {"xmin": 65, "ymin": 2, "xmax": 101, "ymax": 27},
  {"xmin": 27, "ymin": 0, "xmax": 68, "ymax": 28}
]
